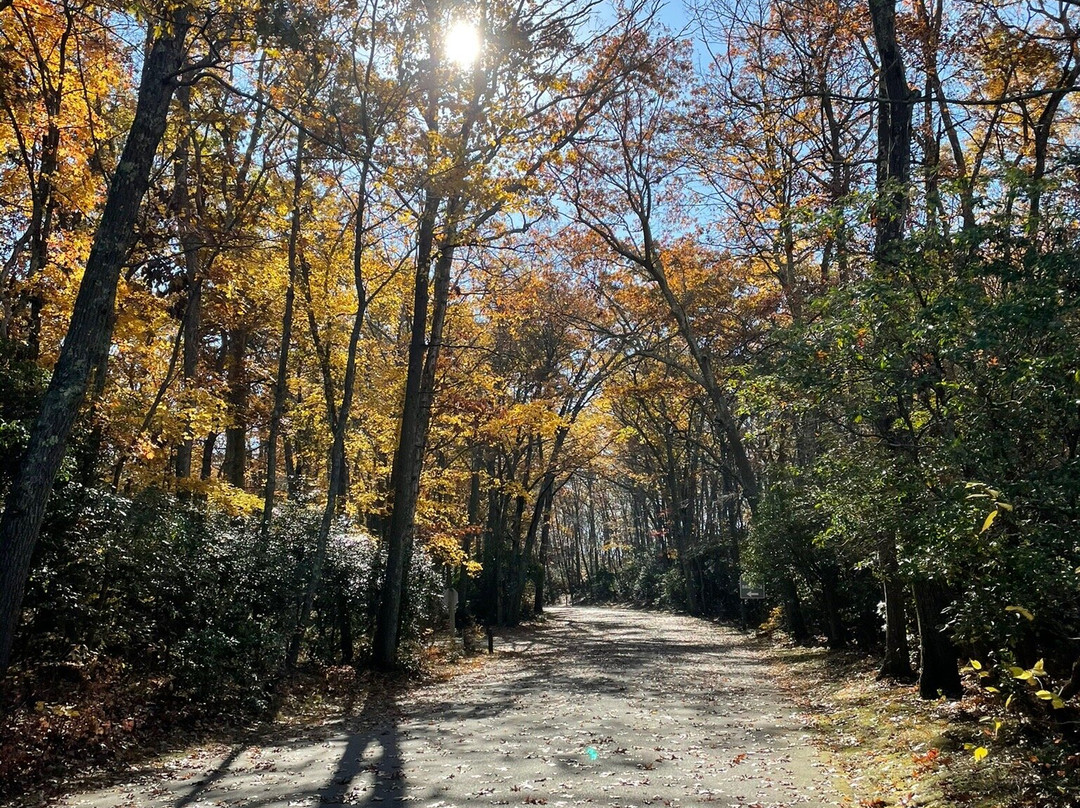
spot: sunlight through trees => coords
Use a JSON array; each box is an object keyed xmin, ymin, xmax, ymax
[{"xmin": 2, "ymin": 3, "xmax": 1080, "ymax": 792}]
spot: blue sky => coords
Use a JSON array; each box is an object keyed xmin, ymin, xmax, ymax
[{"xmin": 657, "ymin": 0, "xmax": 692, "ymax": 35}]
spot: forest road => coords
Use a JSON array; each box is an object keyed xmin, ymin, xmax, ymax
[{"xmin": 59, "ymin": 606, "xmax": 844, "ymax": 808}]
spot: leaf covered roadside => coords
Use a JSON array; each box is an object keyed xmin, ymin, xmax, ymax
[
  {"xmin": 0, "ymin": 636, "xmax": 483, "ymax": 807},
  {"xmin": 766, "ymin": 641, "xmax": 1080, "ymax": 808},
  {"xmin": 1, "ymin": 656, "xmax": 213, "ymax": 805}
]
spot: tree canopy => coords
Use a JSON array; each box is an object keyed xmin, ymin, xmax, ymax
[{"xmin": 2, "ymin": 0, "xmax": 1080, "ymax": 748}]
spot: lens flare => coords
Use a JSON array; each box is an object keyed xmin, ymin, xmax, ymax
[{"xmin": 445, "ymin": 20, "xmax": 482, "ymax": 68}]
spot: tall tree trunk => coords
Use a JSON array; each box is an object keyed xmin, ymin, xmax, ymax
[
  {"xmin": 819, "ymin": 565, "xmax": 848, "ymax": 649},
  {"xmin": 173, "ymin": 272, "xmax": 202, "ymax": 479},
  {"xmin": 868, "ymin": 0, "xmax": 959, "ymax": 698},
  {"xmin": 263, "ymin": 127, "xmax": 304, "ymax": 531},
  {"xmin": 0, "ymin": 21, "xmax": 188, "ymax": 672},
  {"xmin": 868, "ymin": 0, "xmax": 913, "ymax": 261},
  {"xmin": 174, "ymin": 85, "xmax": 203, "ymax": 481},
  {"xmin": 507, "ymin": 471, "xmax": 554, "ymax": 625},
  {"xmin": 286, "ymin": 153, "xmax": 372, "ymax": 670},
  {"xmin": 878, "ymin": 533, "xmax": 914, "ymax": 680},
  {"xmin": 200, "ymin": 431, "xmax": 217, "ymax": 481},
  {"xmin": 533, "ymin": 493, "xmax": 554, "ymax": 614},
  {"xmin": 782, "ymin": 576, "xmax": 810, "ymax": 645},
  {"xmin": 222, "ymin": 327, "xmax": 248, "ymax": 488},
  {"xmin": 372, "ymin": 190, "xmax": 460, "ymax": 668},
  {"xmin": 483, "ymin": 463, "xmax": 504, "ymax": 624},
  {"xmin": 664, "ymin": 449, "xmax": 698, "ymax": 614},
  {"xmin": 922, "ymin": 77, "xmax": 942, "ymax": 239},
  {"xmin": 283, "ymin": 436, "xmax": 300, "ymax": 499},
  {"xmin": 337, "ymin": 583, "xmax": 354, "ymax": 665},
  {"xmin": 457, "ymin": 446, "xmax": 483, "ymax": 618}
]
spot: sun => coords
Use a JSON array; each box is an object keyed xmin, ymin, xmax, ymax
[{"xmin": 445, "ymin": 20, "xmax": 482, "ymax": 68}]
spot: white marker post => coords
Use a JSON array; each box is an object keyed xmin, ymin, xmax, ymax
[{"xmin": 739, "ymin": 577, "xmax": 766, "ymax": 630}]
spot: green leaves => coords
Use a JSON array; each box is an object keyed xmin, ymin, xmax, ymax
[{"xmin": 1004, "ymin": 659, "xmax": 1067, "ymax": 708}]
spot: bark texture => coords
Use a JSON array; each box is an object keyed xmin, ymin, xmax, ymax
[
  {"xmin": 0, "ymin": 22, "xmax": 187, "ymax": 672},
  {"xmin": 911, "ymin": 580, "xmax": 963, "ymax": 699},
  {"xmin": 877, "ymin": 534, "xmax": 914, "ymax": 681},
  {"xmin": 372, "ymin": 190, "xmax": 459, "ymax": 668}
]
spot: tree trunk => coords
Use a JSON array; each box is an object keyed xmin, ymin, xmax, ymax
[
  {"xmin": 173, "ymin": 267, "xmax": 201, "ymax": 480},
  {"xmin": 507, "ymin": 473, "xmax": 554, "ymax": 625},
  {"xmin": 0, "ymin": 21, "xmax": 187, "ymax": 672},
  {"xmin": 868, "ymin": 0, "xmax": 912, "ymax": 261},
  {"xmin": 782, "ymin": 576, "xmax": 810, "ymax": 645},
  {"xmin": 911, "ymin": 579, "xmax": 962, "ymax": 699},
  {"xmin": 283, "ymin": 436, "xmax": 300, "ymax": 499},
  {"xmin": 868, "ymin": 0, "xmax": 959, "ymax": 696},
  {"xmin": 173, "ymin": 84, "xmax": 203, "ymax": 481},
  {"xmin": 455, "ymin": 445, "xmax": 483, "ymax": 617},
  {"xmin": 1026, "ymin": 66, "xmax": 1080, "ymax": 238},
  {"xmin": 878, "ymin": 534, "xmax": 914, "ymax": 680},
  {"xmin": 372, "ymin": 190, "xmax": 460, "ymax": 668},
  {"xmin": 504, "ymin": 490, "xmax": 527, "ymax": 625},
  {"xmin": 222, "ymin": 327, "xmax": 248, "ymax": 488},
  {"xmin": 286, "ymin": 154, "xmax": 372, "ymax": 670},
  {"xmin": 819, "ymin": 566, "xmax": 848, "ymax": 649},
  {"xmin": 337, "ymin": 584, "xmax": 354, "ymax": 665},
  {"xmin": 200, "ymin": 431, "xmax": 217, "ymax": 481},
  {"xmin": 262, "ymin": 127, "xmax": 304, "ymax": 531},
  {"xmin": 533, "ymin": 494, "xmax": 554, "ymax": 614}
]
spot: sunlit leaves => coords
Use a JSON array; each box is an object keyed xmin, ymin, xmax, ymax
[{"xmin": 1005, "ymin": 605, "xmax": 1034, "ymax": 621}]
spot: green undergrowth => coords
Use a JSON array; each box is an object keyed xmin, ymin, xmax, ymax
[{"xmin": 764, "ymin": 641, "xmax": 1080, "ymax": 807}]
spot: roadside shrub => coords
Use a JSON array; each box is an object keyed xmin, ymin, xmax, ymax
[
  {"xmin": 626, "ymin": 553, "xmax": 665, "ymax": 606},
  {"xmin": 659, "ymin": 566, "xmax": 687, "ymax": 611},
  {"xmin": 21, "ymin": 486, "xmax": 313, "ymax": 709}
]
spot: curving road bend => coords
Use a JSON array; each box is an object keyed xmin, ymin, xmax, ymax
[{"xmin": 60, "ymin": 606, "xmax": 842, "ymax": 808}]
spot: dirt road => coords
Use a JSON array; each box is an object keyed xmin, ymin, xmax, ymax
[{"xmin": 59, "ymin": 607, "xmax": 843, "ymax": 807}]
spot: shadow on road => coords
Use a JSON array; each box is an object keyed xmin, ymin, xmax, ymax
[
  {"xmin": 317, "ymin": 687, "xmax": 404, "ymax": 808},
  {"xmin": 171, "ymin": 744, "xmax": 249, "ymax": 808},
  {"xmin": 470, "ymin": 606, "xmax": 752, "ymax": 706},
  {"xmin": 53, "ymin": 607, "xmax": 833, "ymax": 808},
  {"xmin": 161, "ymin": 685, "xmax": 404, "ymax": 808}
]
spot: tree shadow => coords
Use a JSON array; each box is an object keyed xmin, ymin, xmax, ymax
[
  {"xmin": 150, "ymin": 683, "xmax": 404, "ymax": 808},
  {"xmin": 171, "ymin": 743, "xmax": 250, "ymax": 808},
  {"xmin": 317, "ymin": 686, "xmax": 404, "ymax": 807},
  {"xmin": 46, "ymin": 606, "xmax": 823, "ymax": 808}
]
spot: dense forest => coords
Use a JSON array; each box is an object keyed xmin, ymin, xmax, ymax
[{"xmin": 3, "ymin": 0, "xmax": 1080, "ymax": 763}]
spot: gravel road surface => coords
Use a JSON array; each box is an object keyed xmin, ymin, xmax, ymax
[{"xmin": 59, "ymin": 606, "xmax": 843, "ymax": 808}]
